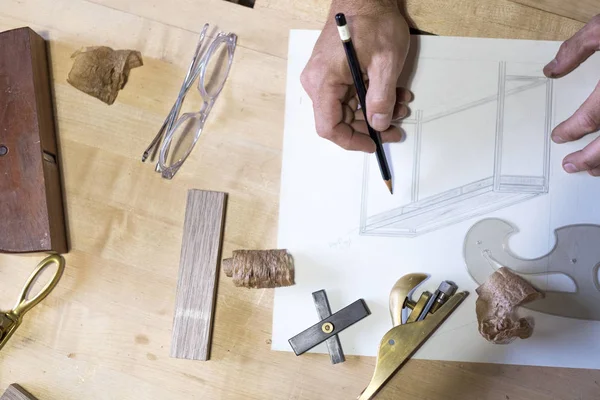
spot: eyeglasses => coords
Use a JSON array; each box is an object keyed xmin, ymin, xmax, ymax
[{"xmin": 142, "ymin": 24, "xmax": 237, "ymax": 179}]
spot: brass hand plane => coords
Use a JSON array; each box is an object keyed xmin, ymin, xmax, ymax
[{"xmin": 358, "ymin": 274, "xmax": 468, "ymax": 400}]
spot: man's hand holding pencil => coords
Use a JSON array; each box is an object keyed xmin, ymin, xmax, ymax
[{"xmin": 300, "ymin": 0, "xmax": 413, "ymax": 154}]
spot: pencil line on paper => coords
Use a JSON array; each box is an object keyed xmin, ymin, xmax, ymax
[{"xmin": 359, "ymin": 60, "xmax": 554, "ymax": 238}]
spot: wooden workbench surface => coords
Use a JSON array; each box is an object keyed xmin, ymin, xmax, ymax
[{"xmin": 0, "ymin": 0, "xmax": 598, "ymax": 398}]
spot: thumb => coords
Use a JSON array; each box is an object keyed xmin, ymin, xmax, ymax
[
  {"xmin": 366, "ymin": 57, "xmax": 400, "ymax": 132},
  {"xmin": 544, "ymin": 19, "xmax": 600, "ymax": 78}
]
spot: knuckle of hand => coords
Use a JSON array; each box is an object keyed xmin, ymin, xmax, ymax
[
  {"xmin": 580, "ymin": 151, "xmax": 598, "ymax": 170},
  {"xmin": 577, "ymin": 111, "xmax": 600, "ymax": 134},
  {"xmin": 372, "ymin": 52, "xmax": 397, "ymax": 72},
  {"xmin": 582, "ymin": 22, "xmax": 600, "ymax": 49},
  {"xmin": 338, "ymin": 140, "xmax": 351, "ymax": 151},
  {"xmin": 377, "ymin": 50, "xmax": 396, "ymax": 64},
  {"xmin": 300, "ymin": 68, "xmax": 317, "ymax": 92},
  {"xmin": 316, "ymin": 126, "xmax": 332, "ymax": 139},
  {"xmin": 558, "ymin": 40, "xmax": 571, "ymax": 56},
  {"xmin": 368, "ymin": 95, "xmax": 395, "ymax": 112},
  {"xmin": 593, "ymin": 18, "xmax": 600, "ymax": 33},
  {"xmin": 585, "ymin": 27, "xmax": 600, "ymax": 49},
  {"xmin": 301, "ymin": 60, "xmax": 328, "ymax": 90},
  {"xmin": 300, "ymin": 69, "xmax": 310, "ymax": 87}
]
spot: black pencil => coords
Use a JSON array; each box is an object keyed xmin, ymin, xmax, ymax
[{"xmin": 335, "ymin": 13, "xmax": 393, "ymax": 194}]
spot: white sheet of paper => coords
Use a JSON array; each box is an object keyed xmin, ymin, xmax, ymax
[{"xmin": 274, "ymin": 30, "xmax": 600, "ymax": 369}]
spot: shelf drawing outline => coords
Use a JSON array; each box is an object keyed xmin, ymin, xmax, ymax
[{"xmin": 360, "ymin": 61, "xmax": 554, "ymax": 237}]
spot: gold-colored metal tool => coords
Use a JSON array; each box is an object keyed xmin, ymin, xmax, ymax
[
  {"xmin": 358, "ymin": 274, "xmax": 468, "ymax": 400},
  {"xmin": 388, "ymin": 273, "xmax": 427, "ymax": 326},
  {"xmin": 406, "ymin": 291, "xmax": 432, "ymax": 323},
  {"xmin": 0, "ymin": 254, "xmax": 65, "ymax": 351}
]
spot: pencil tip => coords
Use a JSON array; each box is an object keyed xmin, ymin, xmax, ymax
[{"xmin": 385, "ymin": 179, "xmax": 393, "ymax": 194}]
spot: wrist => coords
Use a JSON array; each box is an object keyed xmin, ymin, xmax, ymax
[{"xmin": 330, "ymin": 0, "xmax": 398, "ymax": 16}]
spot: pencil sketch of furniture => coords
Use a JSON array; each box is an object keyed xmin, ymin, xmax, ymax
[{"xmin": 360, "ymin": 61, "xmax": 554, "ymax": 237}]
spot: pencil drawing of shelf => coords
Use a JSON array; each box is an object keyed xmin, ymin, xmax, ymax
[{"xmin": 360, "ymin": 61, "xmax": 554, "ymax": 237}]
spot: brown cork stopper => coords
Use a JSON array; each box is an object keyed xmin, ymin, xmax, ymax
[
  {"xmin": 221, "ymin": 249, "xmax": 294, "ymax": 289},
  {"xmin": 476, "ymin": 267, "xmax": 544, "ymax": 344}
]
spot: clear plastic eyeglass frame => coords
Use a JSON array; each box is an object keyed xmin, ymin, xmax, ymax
[{"xmin": 141, "ymin": 24, "xmax": 237, "ymax": 179}]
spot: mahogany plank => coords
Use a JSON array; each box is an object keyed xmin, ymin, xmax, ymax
[{"xmin": 0, "ymin": 27, "xmax": 67, "ymax": 253}]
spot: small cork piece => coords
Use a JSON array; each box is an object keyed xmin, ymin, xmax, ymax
[
  {"xmin": 476, "ymin": 267, "xmax": 544, "ymax": 344},
  {"xmin": 68, "ymin": 46, "xmax": 143, "ymax": 105},
  {"xmin": 221, "ymin": 249, "xmax": 294, "ymax": 289}
]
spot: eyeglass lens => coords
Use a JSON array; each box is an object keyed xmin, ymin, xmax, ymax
[
  {"xmin": 201, "ymin": 37, "xmax": 234, "ymax": 99},
  {"xmin": 164, "ymin": 114, "xmax": 202, "ymax": 168}
]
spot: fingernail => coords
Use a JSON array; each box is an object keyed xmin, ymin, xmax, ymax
[
  {"xmin": 563, "ymin": 163, "xmax": 579, "ymax": 173},
  {"xmin": 392, "ymin": 107, "xmax": 409, "ymax": 122},
  {"xmin": 552, "ymin": 135, "xmax": 565, "ymax": 144},
  {"xmin": 398, "ymin": 104, "xmax": 409, "ymax": 119},
  {"xmin": 544, "ymin": 59, "xmax": 558, "ymax": 76},
  {"xmin": 372, "ymin": 113, "xmax": 391, "ymax": 131}
]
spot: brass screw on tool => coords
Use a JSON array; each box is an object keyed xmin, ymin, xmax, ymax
[{"xmin": 322, "ymin": 322, "xmax": 334, "ymax": 333}]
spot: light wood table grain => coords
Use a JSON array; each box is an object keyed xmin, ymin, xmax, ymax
[{"xmin": 0, "ymin": 1, "xmax": 598, "ymax": 399}]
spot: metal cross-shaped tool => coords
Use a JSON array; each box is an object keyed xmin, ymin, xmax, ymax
[
  {"xmin": 288, "ymin": 290, "xmax": 370, "ymax": 364},
  {"xmin": 358, "ymin": 274, "xmax": 468, "ymax": 400}
]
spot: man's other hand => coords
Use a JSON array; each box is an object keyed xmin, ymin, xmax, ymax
[{"xmin": 545, "ymin": 16, "xmax": 600, "ymax": 176}]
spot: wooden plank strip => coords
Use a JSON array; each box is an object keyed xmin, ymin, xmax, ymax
[
  {"xmin": 0, "ymin": 384, "xmax": 39, "ymax": 400},
  {"xmin": 510, "ymin": 0, "xmax": 597, "ymax": 23},
  {"xmin": 170, "ymin": 189, "xmax": 227, "ymax": 361}
]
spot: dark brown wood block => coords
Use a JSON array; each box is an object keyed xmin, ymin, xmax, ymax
[{"xmin": 0, "ymin": 27, "xmax": 67, "ymax": 254}]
